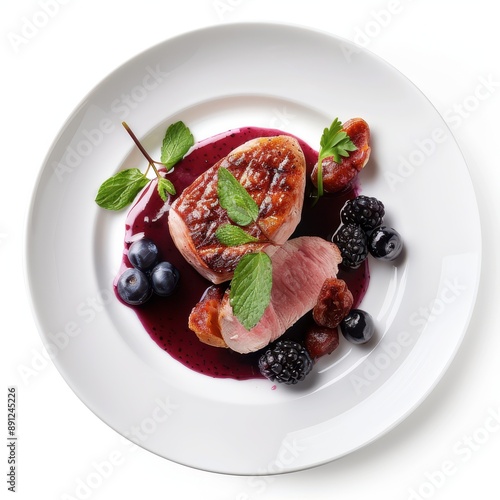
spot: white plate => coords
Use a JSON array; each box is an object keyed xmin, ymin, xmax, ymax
[{"xmin": 26, "ymin": 23, "xmax": 481, "ymax": 474}]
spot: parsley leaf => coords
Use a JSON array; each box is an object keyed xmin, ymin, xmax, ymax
[
  {"xmin": 160, "ymin": 121, "xmax": 194, "ymax": 170},
  {"xmin": 315, "ymin": 117, "xmax": 357, "ymax": 201},
  {"xmin": 95, "ymin": 168, "xmax": 149, "ymax": 210},
  {"xmin": 230, "ymin": 252, "xmax": 272, "ymax": 330},
  {"xmin": 215, "ymin": 224, "xmax": 260, "ymax": 246},
  {"xmin": 217, "ymin": 167, "xmax": 259, "ymax": 226}
]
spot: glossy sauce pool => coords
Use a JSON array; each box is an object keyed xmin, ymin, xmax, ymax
[{"xmin": 115, "ymin": 127, "xmax": 370, "ymax": 380}]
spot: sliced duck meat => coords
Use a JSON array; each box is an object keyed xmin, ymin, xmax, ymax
[
  {"xmin": 218, "ymin": 236, "xmax": 342, "ymax": 354},
  {"xmin": 168, "ymin": 135, "xmax": 306, "ymax": 284}
]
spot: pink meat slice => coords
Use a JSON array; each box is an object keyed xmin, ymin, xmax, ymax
[
  {"xmin": 218, "ymin": 236, "xmax": 342, "ymax": 354},
  {"xmin": 168, "ymin": 135, "xmax": 306, "ymax": 284}
]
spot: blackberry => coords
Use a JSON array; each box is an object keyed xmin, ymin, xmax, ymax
[
  {"xmin": 333, "ymin": 223, "xmax": 368, "ymax": 268},
  {"xmin": 341, "ymin": 196, "xmax": 385, "ymax": 231},
  {"xmin": 258, "ymin": 340, "xmax": 313, "ymax": 385}
]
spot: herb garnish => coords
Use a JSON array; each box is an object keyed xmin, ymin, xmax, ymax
[
  {"xmin": 215, "ymin": 167, "xmax": 272, "ymax": 330},
  {"xmin": 230, "ymin": 252, "xmax": 272, "ymax": 331},
  {"xmin": 217, "ymin": 167, "xmax": 259, "ymax": 226},
  {"xmin": 215, "ymin": 224, "xmax": 260, "ymax": 246},
  {"xmin": 216, "ymin": 117, "xmax": 357, "ymax": 327},
  {"xmin": 160, "ymin": 121, "xmax": 195, "ymax": 170},
  {"xmin": 95, "ymin": 121, "xmax": 194, "ymax": 210},
  {"xmin": 315, "ymin": 117, "xmax": 357, "ymax": 202}
]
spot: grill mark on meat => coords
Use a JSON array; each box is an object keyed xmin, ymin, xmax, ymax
[{"xmin": 168, "ymin": 136, "xmax": 306, "ymax": 284}]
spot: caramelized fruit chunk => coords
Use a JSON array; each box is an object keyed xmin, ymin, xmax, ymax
[
  {"xmin": 313, "ymin": 278, "xmax": 353, "ymax": 329},
  {"xmin": 188, "ymin": 285, "xmax": 228, "ymax": 348},
  {"xmin": 305, "ymin": 326, "xmax": 340, "ymax": 360},
  {"xmin": 311, "ymin": 118, "xmax": 371, "ymax": 192}
]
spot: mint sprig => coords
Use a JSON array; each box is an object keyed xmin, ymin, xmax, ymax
[
  {"xmin": 315, "ymin": 118, "xmax": 357, "ymax": 201},
  {"xmin": 95, "ymin": 121, "xmax": 194, "ymax": 210},
  {"xmin": 230, "ymin": 252, "xmax": 272, "ymax": 330}
]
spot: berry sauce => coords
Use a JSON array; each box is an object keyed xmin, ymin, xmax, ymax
[{"xmin": 115, "ymin": 127, "xmax": 370, "ymax": 380}]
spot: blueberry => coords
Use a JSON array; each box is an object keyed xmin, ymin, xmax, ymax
[
  {"xmin": 367, "ymin": 226, "xmax": 403, "ymax": 261},
  {"xmin": 340, "ymin": 309, "xmax": 374, "ymax": 344},
  {"xmin": 128, "ymin": 238, "xmax": 159, "ymax": 271},
  {"xmin": 117, "ymin": 268, "xmax": 152, "ymax": 305},
  {"xmin": 151, "ymin": 262, "xmax": 180, "ymax": 297}
]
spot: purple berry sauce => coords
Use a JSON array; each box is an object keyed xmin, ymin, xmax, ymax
[{"xmin": 114, "ymin": 127, "xmax": 370, "ymax": 380}]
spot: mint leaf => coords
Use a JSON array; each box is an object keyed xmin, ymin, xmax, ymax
[
  {"xmin": 230, "ymin": 252, "xmax": 272, "ymax": 330},
  {"xmin": 160, "ymin": 121, "xmax": 194, "ymax": 170},
  {"xmin": 157, "ymin": 177, "xmax": 176, "ymax": 201},
  {"xmin": 217, "ymin": 167, "xmax": 259, "ymax": 226},
  {"xmin": 95, "ymin": 168, "xmax": 149, "ymax": 210},
  {"xmin": 216, "ymin": 224, "xmax": 260, "ymax": 246}
]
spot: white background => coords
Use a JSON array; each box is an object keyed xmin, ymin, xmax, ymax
[{"xmin": 2, "ymin": 1, "xmax": 499, "ymax": 499}]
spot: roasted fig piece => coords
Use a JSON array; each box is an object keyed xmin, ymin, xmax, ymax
[
  {"xmin": 311, "ymin": 118, "xmax": 371, "ymax": 192},
  {"xmin": 305, "ymin": 326, "xmax": 340, "ymax": 360},
  {"xmin": 312, "ymin": 278, "xmax": 353, "ymax": 329}
]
